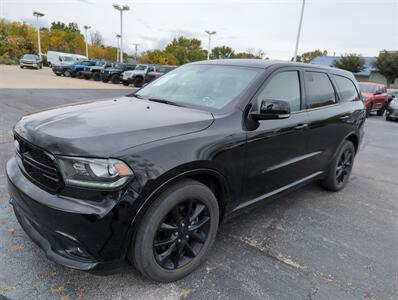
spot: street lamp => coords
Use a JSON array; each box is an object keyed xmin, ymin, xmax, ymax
[
  {"xmin": 33, "ymin": 11, "xmax": 44, "ymax": 59},
  {"xmin": 205, "ymin": 30, "xmax": 216, "ymax": 60},
  {"xmin": 113, "ymin": 3, "xmax": 130, "ymax": 63},
  {"xmin": 83, "ymin": 25, "xmax": 91, "ymax": 59},
  {"xmin": 116, "ymin": 34, "xmax": 121, "ymax": 62},
  {"xmin": 293, "ymin": 0, "xmax": 306, "ymax": 62},
  {"xmin": 132, "ymin": 43, "xmax": 139, "ymax": 61}
]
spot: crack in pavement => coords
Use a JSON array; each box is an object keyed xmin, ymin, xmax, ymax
[{"xmin": 225, "ymin": 233, "xmax": 376, "ymax": 299}]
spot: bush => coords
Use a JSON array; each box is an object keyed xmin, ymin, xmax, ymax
[{"xmin": 0, "ymin": 53, "xmax": 18, "ymax": 65}]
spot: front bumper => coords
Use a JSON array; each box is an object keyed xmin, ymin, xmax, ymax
[
  {"xmin": 20, "ymin": 62, "xmax": 38, "ymax": 68},
  {"xmin": 6, "ymin": 156, "xmax": 133, "ymax": 274}
]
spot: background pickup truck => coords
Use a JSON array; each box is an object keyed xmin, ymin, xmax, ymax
[
  {"xmin": 52, "ymin": 61, "xmax": 96, "ymax": 77},
  {"xmin": 81, "ymin": 61, "xmax": 114, "ymax": 81},
  {"xmin": 100, "ymin": 63, "xmax": 137, "ymax": 83}
]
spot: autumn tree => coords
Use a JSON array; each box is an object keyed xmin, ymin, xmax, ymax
[
  {"xmin": 373, "ymin": 51, "xmax": 398, "ymax": 86},
  {"xmin": 165, "ymin": 37, "xmax": 207, "ymax": 65},
  {"xmin": 138, "ymin": 49, "xmax": 178, "ymax": 65},
  {"xmin": 295, "ymin": 49, "xmax": 327, "ymax": 63},
  {"xmin": 332, "ymin": 54, "xmax": 365, "ymax": 73}
]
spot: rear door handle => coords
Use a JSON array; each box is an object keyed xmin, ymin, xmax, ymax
[{"xmin": 295, "ymin": 123, "xmax": 308, "ymax": 130}]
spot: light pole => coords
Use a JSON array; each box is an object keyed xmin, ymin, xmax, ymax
[
  {"xmin": 113, "ymin": 4, "xmax": 130, "ymax": 63},
  {"xmin": 83, "ymin": 25, "xmax": 91, "ymax": 59},
  {"xmin": 116, "ymin": 34, "xmax": 121, "ymax": 62},
  {"xmin": 33, "ymin": 11, "xmax": 44, "ymax": 59},
  {"xmin": 293, "ymin": 0, "xmax": 306, "ymax": 62},
  {"xmin": 205, "ymin": 30, "xmax": 216, "ymax": 60},
  {"xmin": 132, "ymin": 43, "xmax": 139, "ymax": 61}
]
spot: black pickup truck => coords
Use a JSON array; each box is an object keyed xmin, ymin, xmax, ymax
[
  {"xmin": 101, "ymin": 63, "xmax": 137, "ymax": 84},
  {"xmin": 80, "ymin": 61, "xmax": 114, "ymax": 81}
]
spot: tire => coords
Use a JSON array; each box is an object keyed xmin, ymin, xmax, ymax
[
  {"xmin": 93, "ymin": 73, "xmax": 101, "ymax": 81},
  {"xmin": 84, "ymin": 74, "xmax": 91, "ymax": 80},
  {"xmin": 376, "ymin": 105, "xmax": 385, "ymax": 116},
  {"xmin": 20, "ymin": 66, "xmax": 23, "ymax": 69},
  {"xmin": 122, "ymin": 81, "xmax": 130, "ymax": 86},
  {"xmin": 70, "ymin": 72, "xmax": 76, "ymax": 78},
  {"xmin": 111, "ymin": 74, "xmax": 120, "ymax": 84},
  {"xmin": 386, "ymin": 115, "xmax": 392, "ymax": 121},
  {"xmin": 76, "ymin": 71, "xmax": 82, "ymax": 78},
  {"xmin": 131, "ymin": 179, "xmax": 219, "ymax": 282},
  {"xmin": 55, "ymin": 73, "xmax": 61, "ymax": 76},
  {"xmin": 133, "ymin": 77, "xmax": 144, "ymax": 87},
  {"xmin": 320, "ymin": 140, "xmax": 355, "ymax": 192},
  {"xmin": 366, "ymin": 103, "xmax": 373, "ymax": 117},
  {"xmin": 64, "ymin": 70, "xmax": 71, "ymax": 77}
]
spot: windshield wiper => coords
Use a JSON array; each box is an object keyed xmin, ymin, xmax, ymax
[{"xmin": 147, "ymin": 98, "xmax": 185, "ymax": 107}]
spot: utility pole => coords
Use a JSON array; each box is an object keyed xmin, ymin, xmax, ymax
[
  {"xmin": 83, "ymin": 25, "xmax": 91, "ymax": 59},
  {"xmin": 113, "ymin": 4, "xmax": 130, "ymax": 63},
  {"xmin": 293, "ymin": 0, "xmax": 306, "ymax": 62},
  {"xmin": 33, "ymin": 11, "xmax": 44, "ymax": 59},
  {"xmin": 132, "ymin": 43, "xmax": 139, "ymax": 61},
  {"xmin": 205, "ymin": 30, "xmax": 216, "ymax": 60}
]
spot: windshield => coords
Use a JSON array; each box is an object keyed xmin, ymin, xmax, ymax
[
  {"xmin": 135, "ymin": 64, "xmax": 261, "ymax": 110},
  {"xmin": 135, "ymin": 65, "xmax": 148, "ymax": 71},
  {"xmin": 23, "ymin": 54, "xmax": 38, "ymax": 60},
  {"xmin": 359, "ymin": 83, "xmax": 375, "ymax": 94}
]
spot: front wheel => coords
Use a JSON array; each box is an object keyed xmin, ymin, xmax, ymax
[
  {"xmin": 377, "ymin": 105, "xmax": 385, "ymax": 116},
  {"xmin": 133, "ymin": 77, "xmax": 144, "ymax": 87},
  {"xmin": 131, "ymin": 179, "xmax": 219, "ymax": 282},
  {"xmin": 320, "ymin": 140, "xmax": 355, "ymax": 192},
  {"xmin": 111, "ymin": 74, "xmax": 120, "ymax": 84},
  {"xmin": 92, "ymin": 73, "xmax": 101, "ymax": 81}
]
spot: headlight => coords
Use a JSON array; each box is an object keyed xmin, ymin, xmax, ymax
[
  {"xmin": 57, "ymin": 156, "xmax": 133, "ymax": 190},
  {"xmin": 390, "ymin": 100, "xmax": 398, "ymax": 109}
]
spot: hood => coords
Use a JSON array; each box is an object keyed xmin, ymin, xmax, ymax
[
  {"xmin": 14, "ymin": 97, "xmax": 214, "ymax": 157},
  {"xmin": 361, "ymin": 93, "xmax": 374, "ymax": 99}
]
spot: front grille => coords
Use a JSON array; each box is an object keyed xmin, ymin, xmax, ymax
[{"xmin": 16, "ymin": 135, "xmax": 63, "ymax": 193}]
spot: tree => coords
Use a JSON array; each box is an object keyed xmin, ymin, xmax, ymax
[
  {"xmin": 90, "ymin": 31, "xmax": 103, "ymax": 46},
  {"xmin": 295, "ymin": 49, "xmax": 327, "ymax": 63},
  {"xmin": 139, "ymin": 49, "xmax": 178, "ymax": 65},
  {"xmin": 165, "ymin": 37, "xmax": 207, "ymax": 65},
  {"xmin": 373, "ymin": 51, "xmax": 398, "ymax": 86},
  {"xmin": 211, "ymin": 46, "xmax": 234, "ymax": 59},
  {"xmin": 332, "ymin": 54, "xmax": 365, "ymax": 73}
]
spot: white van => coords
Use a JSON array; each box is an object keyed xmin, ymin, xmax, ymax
[{"xmin": 47, "ymin": 51, "xmax": 87, "ymax": 67}]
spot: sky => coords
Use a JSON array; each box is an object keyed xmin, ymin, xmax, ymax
[{"xmin": 1, "ymin": 0, "xmax": 397, "ymax": 60}]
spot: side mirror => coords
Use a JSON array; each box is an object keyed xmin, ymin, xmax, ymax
[{"xmin": 251, "ymin": 99, "xmax": 291, "ymax": 120}]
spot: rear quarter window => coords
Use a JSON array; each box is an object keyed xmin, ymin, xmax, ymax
[
  {"xmin": 305, "ymin": 71, "xmax": 336, "ymax": 109},
  {"xmin": 333, "ymin": 75, "xmax": 360, "ymax": 102}
]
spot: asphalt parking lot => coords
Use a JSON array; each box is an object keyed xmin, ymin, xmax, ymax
[{"xmin": 0, "ymin": 68, "xmax": 397, "ymax": 300}]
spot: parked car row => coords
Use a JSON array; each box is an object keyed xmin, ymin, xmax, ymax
[{"xmin": 51, "ymin": 60, "xmax": 176, "ymax": 87}]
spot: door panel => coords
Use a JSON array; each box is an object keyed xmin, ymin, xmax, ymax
[{"xmin": 243, "ymin": 112, "xmax": 312, "ymax": 203}]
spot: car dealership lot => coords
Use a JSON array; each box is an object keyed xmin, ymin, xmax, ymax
[{"xmin": 0, "ymin": 77, "xmax": 398, "ymax": 299}]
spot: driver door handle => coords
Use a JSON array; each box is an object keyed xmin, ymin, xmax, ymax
[{"xmin": 295, "ymin": 123, "xmax": 308, "ymax": 130}]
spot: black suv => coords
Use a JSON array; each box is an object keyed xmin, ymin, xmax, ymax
[
  {"xmin": 6, "ymin": 60, "xmax": 365, "ymax": 282},
  {"xmin": 101, "ymin": 63, "xmax": 136, "ymax": 83}
]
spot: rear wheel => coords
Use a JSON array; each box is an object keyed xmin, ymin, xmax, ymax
[
  {"xmin": 111, "ymin": 74, "xmax": 121, "ymax": 84},
  {"xmin": 131, "ymin": 179, "xmax": 219, "ymax": 282},
  {"xmin": 20, "ymin": 66, "xmax": 24, "ymax": 69},
  {"xmin": 122, "ymin": 81, "xmax": 130, "ymax": 86},
  {"xmin": 76, "ymin": 71, "xmax": 82, "ymax": 78},
  {"xmin": 320, "ymin": 140, "xmax": 355, "ymax": 192},
  {"xmin": 133, "ymin": 77, "xmax": 144, "ymax": 87},
  {"xmin": 64, "ymin": 70, "xmax": 71, "ymax": 77}
]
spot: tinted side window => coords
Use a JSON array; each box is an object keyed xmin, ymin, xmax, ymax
[
  {"xmin": 305, "ymin": 72, "xmax": 336, "ymax": 108},
  {"xmin": 256, "ymin": 71, "xmax": 301, "ymax": 112},
  {"xmin": 333, "ymin": 75, "xmax": 360, "ymax": 102}
]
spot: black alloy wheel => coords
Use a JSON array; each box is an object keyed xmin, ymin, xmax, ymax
[
  {"xmin": 335, "ymin": 148, "xmax": 353, "ymax": 187},
  {"xmin": 320, "ymin": 140, "xmax": 355, "ymax": 192},
  {"xmin": 153, "ymin": 198, "xmax": 210, "ymax": 270},
  {"xmin": 92, "ymin": 73, "xmax": 101, "ymax": 81},
  {"xmin": 131, "ymin": 179, "xmax": 219, "ymax": 282}
]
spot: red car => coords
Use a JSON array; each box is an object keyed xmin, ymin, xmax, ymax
[{"xmin": 359, "ymin": 82, "xmax": 388, "ymax": 116}]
